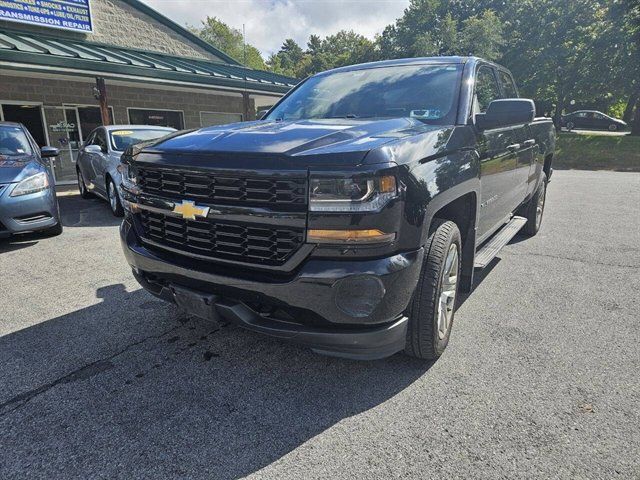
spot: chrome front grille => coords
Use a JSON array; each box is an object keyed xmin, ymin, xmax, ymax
[{"xmin": 139, "ymin": 210, "xmax": 304, "ymax": 266}]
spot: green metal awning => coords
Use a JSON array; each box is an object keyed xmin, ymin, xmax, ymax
[{"xmin": 0, "ymin": 28, "xmax": 297, "ymax": 95}]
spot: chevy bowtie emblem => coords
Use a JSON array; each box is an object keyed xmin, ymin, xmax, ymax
[{"xmin": 172, "ymin": 200, "xmax": 210, "ymax": 220}]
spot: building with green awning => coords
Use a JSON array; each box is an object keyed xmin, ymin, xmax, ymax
[{"xmin": 0, "ymin": 0, "xmax": 296, "ymax": 183}]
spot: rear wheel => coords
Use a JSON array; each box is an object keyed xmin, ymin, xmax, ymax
[
  {"xmin": 77, "ymin": 168, "xmax": 91, "ymax": 199},
  {"xmin": 566, "ymin": 121, "xmax": 575, "ymax": 131},
  {"xmin": 521, "ymin": 172, "xmax": 547, "ymax": 237},
  {"xmin": 405, "ymin": 219, "xmax": 461, "ymax": 360},
  {"xmin": 107, "ymin": 177, "xmax": 124, "ymax": 217}
]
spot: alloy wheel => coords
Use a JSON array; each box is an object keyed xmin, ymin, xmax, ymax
[
  {"xmin": 535, "ymin": 182, "xmax": 546, "ymax": 230},
  {"xmin": 108, "ymin": 180, "xmax": 118, "ymax": 212},
  {"xmin": 437, "ymin": 243, "xmax": 459, "ymax": 340}
]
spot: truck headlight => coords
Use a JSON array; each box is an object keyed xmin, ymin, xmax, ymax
[
  {"xmin": 10, "ymin": 172, "xmax": 49, "ymax": 197},
  {"xmin": 309, "ymin": 174, "xmax": 397, "ymax": 212}
]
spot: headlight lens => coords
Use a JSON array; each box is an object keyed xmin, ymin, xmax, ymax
[
  {"xmin": 309, "ymin": 174, "xmax": 397, "ymax": 212},
  {"xmin": 10, "ymin": 172, "xmax": 49, "ymax": 197},
  {"xmin": 117, "ymin": 163, "xmax": 137, "ymax": 190}
]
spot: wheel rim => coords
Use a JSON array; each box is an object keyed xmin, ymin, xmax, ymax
[
  {"xmin": 437, "ymin": 243, "xmax": 459, "ymax": 340},
  {"xmin": 77, "ymin": 171, "xmax": 84, "ymax": 194},
  {"xmin": 609, "ymin": 124, "xmax": 617, "ymax": 131},
  {"xmin": 535, "ymin": 183, "xmax": 546, "ymax": 230},
  {"xmin": 108, "ymin": 181, "xmax": 117, "ymax": 211},
  {"xmin": 567, "ymin": 122, "xmax": 574, "ymax": 130}
]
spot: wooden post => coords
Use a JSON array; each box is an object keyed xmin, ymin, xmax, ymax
[
  {"xmin": 95, "ymin": 77, "xmax": 111, "ymax": 126},
  {"xmin": 242, "ymin": 92, "xmax": 252, "ymax": 121}
]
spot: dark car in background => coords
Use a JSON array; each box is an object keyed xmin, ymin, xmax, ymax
[
  {"xmin": 0, "ymin": 122, "xmax": 62, "ymax": 238},
  {"xmin": 561, "ymin": 110, "xmax": 627, "ymax": 131}
]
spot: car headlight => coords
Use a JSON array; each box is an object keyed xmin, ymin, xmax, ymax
[
  {"xmin": 117, "ymin": 163, "xmax": 137, "ymax": 190},
  {"xmin": 309, "ymin": 174, "xmax": 397, "ymax": 212},
  {"xmin": 10, "ymin": 172, "xmax": 50, "ymax": 197}
]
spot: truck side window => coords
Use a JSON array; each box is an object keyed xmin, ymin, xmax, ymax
[
  {"xmin": 498, "ymin": 71, "xmax": 518, "ymax": 98},
  {"xmin": 474, "ymin": 66, "xmax": 500, "ymax": 114}
]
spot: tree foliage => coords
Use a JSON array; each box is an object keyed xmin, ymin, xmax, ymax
[
  {"xmin": 190, "ymin": 17, "xmax": 266, "ymax": 71},
  {"xmin": 193, "ymin": 1, "xmax": 640, "ymax": 134}
]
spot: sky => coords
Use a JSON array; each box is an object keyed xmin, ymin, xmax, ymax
[{"xmin": 141, "ymin": 0, "xmax": 410, "ymax": 58}]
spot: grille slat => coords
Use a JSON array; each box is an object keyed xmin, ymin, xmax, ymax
[
  {"xmin": 137, "ymin": 167, "xmax": 307, "ymax": 208},
  {"xmin": 139, "ymin": 211, "xmax": 303, "ymax": 265}
]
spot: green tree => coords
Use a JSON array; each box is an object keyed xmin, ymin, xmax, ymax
[{"xmin": 190, "ymin": 17, "xmax": 266, "ymax": 70}]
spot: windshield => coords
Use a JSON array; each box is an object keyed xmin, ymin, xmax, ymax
[
  {"xmin": 266, "ymin": 64, "xmax": 463, "ymax": 125},
  {"xmin": 109, "ymin": 129, "xmax": 173, "ymax": 152},
  {"xmin": 0, "ymin": 125, "xmax": 33, "ymax": 156}
]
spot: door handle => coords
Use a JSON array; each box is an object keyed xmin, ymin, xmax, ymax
[
  {"xmin": 507, "ymin": 143, "xmax": 521, "ymax": 152},
  {"xmin": 523, "ymin": 139, "xmax": 536, "ymax": 147}
]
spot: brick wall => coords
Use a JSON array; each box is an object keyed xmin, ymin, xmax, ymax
[
  {"xmin": 0, "ymin": 75, "xmax": 254, "ymax": 128},
  {"xmin": 0, "ymin": 0, "xmax": 221, "ymax": 62}
]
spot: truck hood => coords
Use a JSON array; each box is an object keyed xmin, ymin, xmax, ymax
[
  {"xmin": 0, "ymin": 156, "xmax": 42, "ymax": 184},
  {"xmin": 135, "ymin": 118, "xmax": 443, "ymax": 168}
]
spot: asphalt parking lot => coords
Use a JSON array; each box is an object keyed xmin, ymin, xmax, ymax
[{"xmin": 0, "ymin": 170, "xmax": 638, "ymax": 479}]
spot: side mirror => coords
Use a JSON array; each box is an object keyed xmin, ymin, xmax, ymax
[
  {"xmin": 257, "ymin": 109, "xmax": 269, "ymax": 120},
  {"xmin": 40, "ymin": 146, "xmax": 59, "ymax": 158},
  {"xmin": 475, "ymin": 99, "xmax": 535, "ymax": 131},
  {"xmin": 84, "ymin": 144, "xmax": 104, "ymax": 154}
]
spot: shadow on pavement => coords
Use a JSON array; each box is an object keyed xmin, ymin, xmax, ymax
[
  {"xmin": 0, "ymin": 284, "xmax": 432, "ymax": 479},
  {"xmin": 58, "ymin": 194, "xmax": 122, "ymax": 228}
]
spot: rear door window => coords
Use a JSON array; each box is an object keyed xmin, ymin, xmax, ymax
[{"xmin": 498, "ymin": 71, "xmax": 518, "ymax": 98}]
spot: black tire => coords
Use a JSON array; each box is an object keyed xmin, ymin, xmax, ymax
[
  {"xmin": 608, "ymin": 124, "xmax": 617, "ymax": 132},
  {"xmin": 405, "ymin": 219, "xmax": 462, "ymax": 360},
  {"xmin": 521, "ymin": 172, "xmax": 547, "ymax": 237},
  {"xmin": 566, "ymin": 121, "xmax": 575, "ymax": 131},
  {"xmin": 77, "ymin": 168, "xmax": 91, "ymax": 199},
  {"xmin": 107, "ymin": 177, "xmax": 124, "ymax": 217}
]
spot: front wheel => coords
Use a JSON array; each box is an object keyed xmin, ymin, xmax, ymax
[
  {"xmin": 566, "ymin": 121, "xmax": 575, "ymax": 131},
  {"xmin": 608, "ymin": 124, "xmax": 618, "ymax": 132},
  {"xmin": 107, "ymin": 177, "xmax": 124, "ymax": 217},
  {"xmin": 77, "ymin": 168, "xmax": 91, "ymax": 199},
  {"xmin": 405, "ymin": 220, "xmax": 461, "ymax": 360}
]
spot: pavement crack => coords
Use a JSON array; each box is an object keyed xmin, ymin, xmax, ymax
[
  {"xmin": 504, "ymin": 250, "xmax": 639, "ymax": 269},
  {"xmin": 0, "ymin": 324, "xmax": 183, "ymax": 419}
]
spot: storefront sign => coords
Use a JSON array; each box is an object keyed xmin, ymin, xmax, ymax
[
  {"xmin": 50, "ymin": 121, "xmax": 76, "ymax": 132},
  {"xmin": 0, "ymin": 0, "xmax": 93, "ymax": 33}
]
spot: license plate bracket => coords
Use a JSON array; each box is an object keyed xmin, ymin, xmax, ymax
[{"xmin": 171, "ymin": 284, "xmax": 218, "ymax": 320}]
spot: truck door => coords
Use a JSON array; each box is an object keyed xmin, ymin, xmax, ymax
[
  {"xmin": 497, "ymin": 70, "xmax": 535, "ymax": 207},
  {"xmin": 475, "ymin": 66, "xmax": 520, "ymax": 242}
]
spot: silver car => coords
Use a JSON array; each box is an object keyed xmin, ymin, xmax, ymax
[{"xmin": 76, "ymin": 125, "xmax": 175, "ymax": 216}]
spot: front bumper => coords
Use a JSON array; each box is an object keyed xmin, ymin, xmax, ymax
[
  {"xmin": 0, "ymin": 184, "xmax": 59, "ymax": 237},
  {"xmin": 120, "ymin": 218, "xmax": 423, "ymax": 359}
]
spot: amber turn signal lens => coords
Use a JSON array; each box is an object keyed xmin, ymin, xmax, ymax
[
  {"xmin": 379, "ymin": 175, "xmax": 396, "ymax": 193},
  {"xmin": 307, "ymin": 229, "xmax": 396, "ymax": 244}
]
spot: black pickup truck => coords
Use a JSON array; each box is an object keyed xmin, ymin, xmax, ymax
[{"xmin": 119, "ymin": 57, "xmax": 555, "ymax": 361}]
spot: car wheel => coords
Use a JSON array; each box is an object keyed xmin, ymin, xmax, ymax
[
  {"xmin": 608, "ymin": 124, "xmax": 618, "ymax": 132},
  {"xmin": 522, "ymin": 172, "xmax": 547, "ymax": 237},
  {"xmin": 107, "ymin": 177, "xmax": 124, "ymax": 217},
  {"xmin": 405, "ymin": 219, "xmax": 461, "ymax": 360},
  {"xmin": 77, "ymin": 168, "xmax": 91, "ymax": 199},
  {"xmin": 566, "ymin": 121, "xmax": 575, "ymax": 131}
]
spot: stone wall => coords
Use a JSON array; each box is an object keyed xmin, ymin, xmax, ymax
[{"xmin": 0, "ymin": 0, "xmax": 222, "ymax": 62}]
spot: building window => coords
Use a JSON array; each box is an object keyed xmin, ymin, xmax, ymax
[
  {"xmin": 200, "ymin": 111, "xmax": 243, "ymax": 127},
  {"xmin": 128, "ymin": 109, "xmax": 184, "ymax": 130}
]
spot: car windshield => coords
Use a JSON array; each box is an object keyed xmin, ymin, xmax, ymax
[
  {"xmin": 266, "ymin": 64, "xmax": 463, "ymax": 125},
  {"xmin": 109, "ymin": 129, "xmax": 173, "ymax": 151},
  {"xmin": 0, "ymin": 125, "xmax": 33, "ymax": 156}
]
